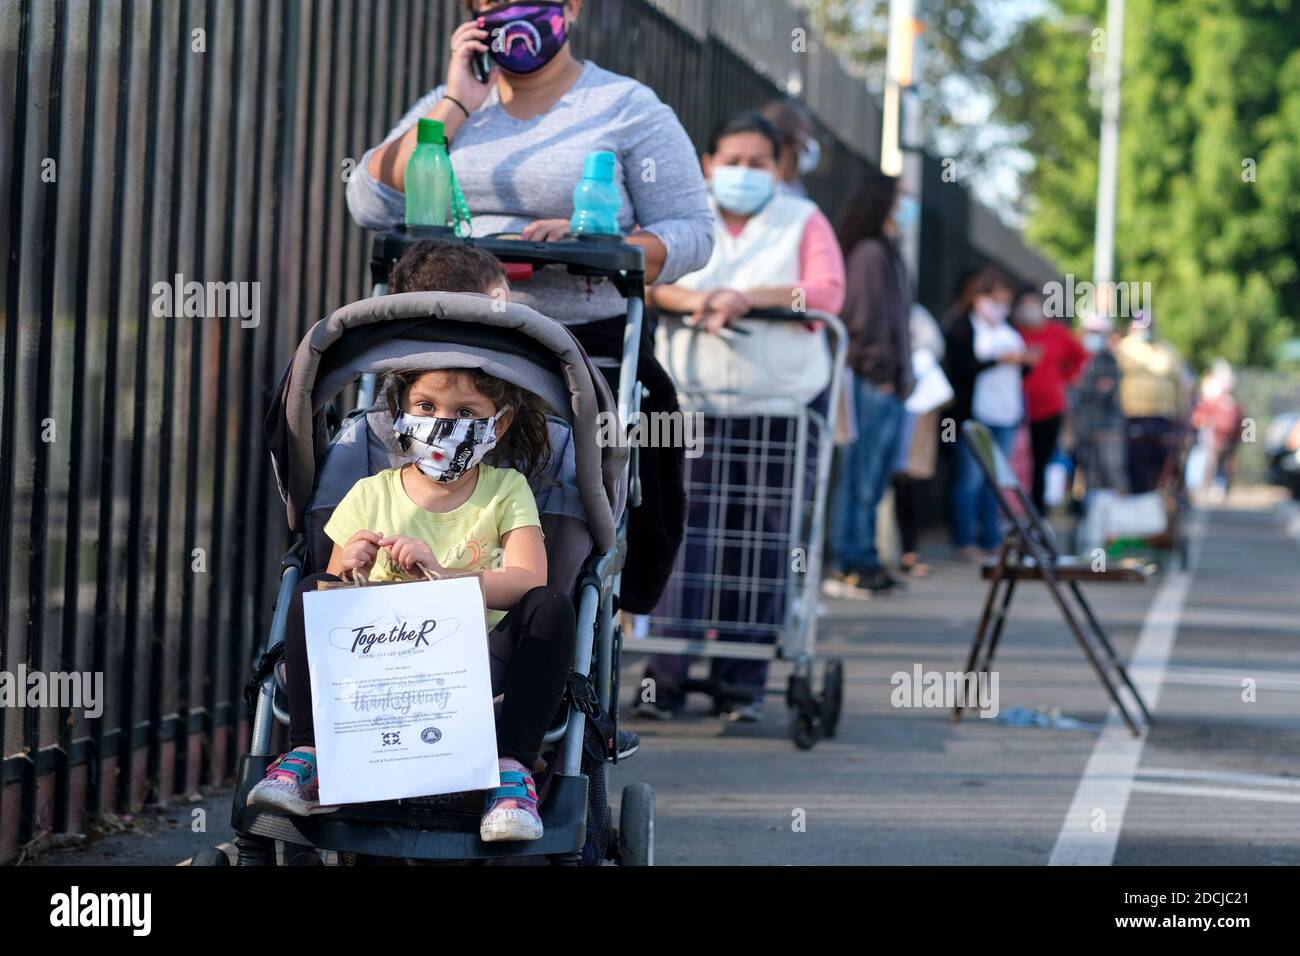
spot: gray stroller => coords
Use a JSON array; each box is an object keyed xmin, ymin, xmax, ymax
[{"xmin": 195, "ymin": 235, "xmax": 653, "ymax": 866}]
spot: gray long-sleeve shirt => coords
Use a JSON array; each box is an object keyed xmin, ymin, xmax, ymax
[{"xmin": 347, "ymin": 61, "xmax": 714, "ymax": 324}]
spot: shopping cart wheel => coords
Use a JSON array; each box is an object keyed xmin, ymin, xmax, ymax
[
  {"xmin": 822, "ymin": 658, "xmax": 845, "ymax": 738},
  {"xmin": 790, "ymin": 711, "xmax": 823, "ymax": 750},
  {"xmin": 190, "ymin": 847, "xmax": 230, "ymax": 867},
  {"xmin": 618, "ymin": 783, "xmax": 655, "ymax": 866},
  {"xmin": 787, "ymin": 673, "xmax": 824, "ymax": 749}
]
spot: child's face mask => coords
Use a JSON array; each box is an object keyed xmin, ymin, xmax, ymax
[{"xmin": 394, "ymin": 411, "xmax": 502, "ymax": 484}]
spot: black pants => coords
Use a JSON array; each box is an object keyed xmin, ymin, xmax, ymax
[
  {"xmin": 893, "ymin": 474, "xmax": 921, "ymax": 557},
  {"xmin": 1029, "ymin": 415, "xmax": 1062, "ymax": 514},
  {"xmin": 285, "ymin": 574, "xmax": 576, "ymax": 767}
]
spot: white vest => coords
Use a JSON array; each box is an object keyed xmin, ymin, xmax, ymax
[
  {"xmin": 677, "ymin": 194, "xmax": 816, "ymax": 293},
  {"xmin": 657, "ymin": 195, "xmax": 832, "ymax": 414}
]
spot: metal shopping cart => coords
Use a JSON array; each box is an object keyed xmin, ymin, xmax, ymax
[{"xmin": 626, "ymin": 309, "xmax": 848, "ymax": 749}]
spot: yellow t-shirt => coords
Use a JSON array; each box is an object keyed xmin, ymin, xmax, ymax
[{"xmin": 323, "ymin": 463, "xmax": 541, "ymax": 628}]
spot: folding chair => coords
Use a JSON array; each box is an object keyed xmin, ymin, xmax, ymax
[{"xmin": 953, "ymin": 421, "xmax": 1154, "ymax": 736}]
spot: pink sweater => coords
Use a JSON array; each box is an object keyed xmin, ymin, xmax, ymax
[{"xmin": 725, "ymin": 208, "xmax": 846, "ymax": 314}]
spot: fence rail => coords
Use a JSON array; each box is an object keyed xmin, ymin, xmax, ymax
[{"xmin": 1, "ymin": 0, "xmax": 1051, "ymax": 864}]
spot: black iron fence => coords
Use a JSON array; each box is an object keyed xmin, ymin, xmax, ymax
[{"xmin": 0, "ymin": 0, "xmax": 1051, "ymax": 863}]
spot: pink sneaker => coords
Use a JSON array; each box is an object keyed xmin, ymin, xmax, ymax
[
  {"xmin": 246, "ymin": 750, "xmax": 336, "ymax": 817},
  {"xmin": 479, "ymin": 761, "xmax": 543, "ymax": 842}
]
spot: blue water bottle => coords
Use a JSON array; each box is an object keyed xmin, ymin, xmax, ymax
[{"xmin": 570, "ymin": 150, "xmax": 622, "ymax": 236}]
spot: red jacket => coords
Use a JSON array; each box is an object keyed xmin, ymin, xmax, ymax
[{"xmin": 1019, "ymin": 321, "xmax": 1088, "ymax": 422}]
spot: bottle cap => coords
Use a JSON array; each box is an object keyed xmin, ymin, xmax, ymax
[
  {"xmin": 417, "ymin": 118, "xmax": 446, "ymax": 145},
  {"xmin": 582, "ymin": 150, "xmax": 616, "ymax": 182}
]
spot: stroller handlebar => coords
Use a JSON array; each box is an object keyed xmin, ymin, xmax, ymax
[{"xmin": 370, "ymin": 227, "xmax": 646, "ymax": 298}]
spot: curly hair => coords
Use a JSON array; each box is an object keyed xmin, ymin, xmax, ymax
[{"xmin": 385, "ymin": 368, "xmax": 552, "ymax": 481}]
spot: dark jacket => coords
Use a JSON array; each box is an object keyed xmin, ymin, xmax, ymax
[
  {"xmin": 570, "ymin": 313, "xmax": 686, "ymax": 615},
  {"xmin": 841, "ymin": 237, "xmax": 914, "ymax": 397}
]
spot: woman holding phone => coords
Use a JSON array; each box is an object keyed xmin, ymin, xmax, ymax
[
  {"xmin": 347, "ymin": 0, "xmax": 714, "ymax": 326},
  {"xmin": 347, "ymin": 0, "xmax": 712, "ymax": 618}
]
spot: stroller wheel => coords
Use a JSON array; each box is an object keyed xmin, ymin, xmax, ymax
[
  {"xmin": 287, "ymin": 849, "xmax": 324, "ymax": 866},
  {"xmin": 821, "ymin": 658, "xmax": 845, "ymax": 738},
  {"xmin": 617, "ymin": 783, "xmax": 654, "ymax": 866},
  {"xmin": 190, "ymin": 847, "xmax": 231, "ymax": 867}
]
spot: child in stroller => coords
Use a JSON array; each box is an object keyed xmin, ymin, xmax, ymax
[{"xmin": 247, "ymin": 242, "xmax": 574, "ymax": 842}]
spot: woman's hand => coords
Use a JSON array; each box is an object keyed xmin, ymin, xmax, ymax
[
  {"xmin": 690, "ymin": 289, "xmax": 751, "ymax": 334},
  {"xmin": 379, "ymin": 535, "xmax": 443, "ymax": 577},
  {"xmin": 446, "ymin": 18, "xmax": 499, "ymax": 114},
  {"xmin": 521, "ymin": 219, "xmax": 573, "ymax": 242},
  {"xmin": 337, "ymin": 530, "xmax": 383, "ymax": 580}
]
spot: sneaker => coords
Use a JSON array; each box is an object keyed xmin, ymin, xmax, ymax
[
  {"xmin": 246, "ymin": 750, "xmax": 336, "ymax": 817},
  {"xmin": 616, "ymin": 729, "xmax": 641, "ymax": 759},
  {"xmin": 820, "ymin": 570, "xmax": 871, "ymax": 600},
  {"xmin": 480, "ymin": 761, "xmax": 543, "ymax": 843},
  {"xmin": 718, "ymin": 700, "xmax": 764, "ymax": 723}
]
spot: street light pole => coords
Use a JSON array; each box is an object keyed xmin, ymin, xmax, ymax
[
  {"xmin": 881, "ymin": 0, "xmax": 922, "ymax": 289},
  {"xmin": 1093, "ymin": 0, "xmax": 1125, "ymax": 307}
]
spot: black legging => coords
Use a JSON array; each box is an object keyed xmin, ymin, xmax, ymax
[
  {"xmin": 1029, "ymin": 415, "xmax": 1062, "ymax": 514},
  {"xmin": 892, "ymin": 475, "xmax": 921, "ymax": 557},
  {"xmin": 284, "ymin": 573, "xmax": 576, "ymax": 767}
]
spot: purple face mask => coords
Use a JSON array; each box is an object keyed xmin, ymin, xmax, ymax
[{"xmin": 482, "ymin": 1, "xmax": 569, "ymax": 75}]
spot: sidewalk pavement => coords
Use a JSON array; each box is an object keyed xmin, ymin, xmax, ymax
[{"xmin": 615, "ymin": 494, "xmax": 1300, "ymax": 865}]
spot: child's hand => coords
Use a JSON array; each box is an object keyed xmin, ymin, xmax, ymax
[
  {"xmin": 339, "ymin": 530, "xmax": 383, "ymax": 579},
  {"xmin": 379, "ymin": 535, "xmax": 442, "ymax": 577}
]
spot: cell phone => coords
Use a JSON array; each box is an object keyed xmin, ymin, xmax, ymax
[{"xmin": 471, "ymin": 50, "xmax": 493, "ymax": 83}]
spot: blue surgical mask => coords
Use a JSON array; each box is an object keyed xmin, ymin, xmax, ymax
[
  {"xmin": 894, "ymin": 195, "xmax": 919, "ymax": 230},
  {"xmin": 797, "ymin": 136, "xmax": 822, "ymax": 176},
  {"xmin": 710, "ymin": 166, "xmax": 775, "ymax": 215}
]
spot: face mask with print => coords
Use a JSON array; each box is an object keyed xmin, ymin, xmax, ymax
[
  {"xmin": 481, "ymin": 1, "xmax": 569, "ymax": 75},
  {"xmin": 394, "ymin": 411, "xmax": 501, "ymax": 484},
  {"xmin": 710, "ymin": 165, "xmax": 775, "ymax": 215}
]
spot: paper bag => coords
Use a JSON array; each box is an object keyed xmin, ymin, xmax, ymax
[{"xmin": 302, "ymin": 574, "xmax": 500, "ymax": 806}]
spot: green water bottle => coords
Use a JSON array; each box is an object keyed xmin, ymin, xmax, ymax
[{"xmin": 405, "ymin": 118, "xmax": 454, "ymax": 228}]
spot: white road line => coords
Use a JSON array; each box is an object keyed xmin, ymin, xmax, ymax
[
  {"xmin": 1131, "ymin": 781, "xmax": 1300, "ymax": 804},
  {"xmin": 1048, "ymin": 509, "xmax": 1206, "ymax": 866},
  {"xmin": 1163, "ymin": 666, "xmax": 1300, "ymax": 691},
  {"xmin": 1138, "ymin": 766, "xmax": 1300, "ymax": 790}
]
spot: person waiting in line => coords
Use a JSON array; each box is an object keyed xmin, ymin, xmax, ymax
[
  {"xmin": 1114, "ymin": 310, "xmax": 1193, "ymax": 494},
  {"xmin": 1072, "ymin": 313, "xmax": 1129, "ymax": 499},
  {"xmin": 944, "ymin": 267, "xmax": 1038, "ymax": 561},
  {"xmin": 760, "ymin": 97, "xmax": 821, "ymax": 199},
  {"xmin": 636, "ymin": 111, "xmax": 846, "ymax": 721},
  {"xmin": 825, "ymin": 172, "xmax": 915, "ymax": 595},
  {"xmin": 345, "ymin": 0, "xmax": 715, "ymax": 618},
  {"xmin": 1014, "ymin": 287, "xmax": 1088, "ymax": 513}
]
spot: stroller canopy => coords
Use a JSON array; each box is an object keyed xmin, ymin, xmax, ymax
[{"xmin": 265, "ymin": 291, "xmax": 627, "ymax": 553}]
